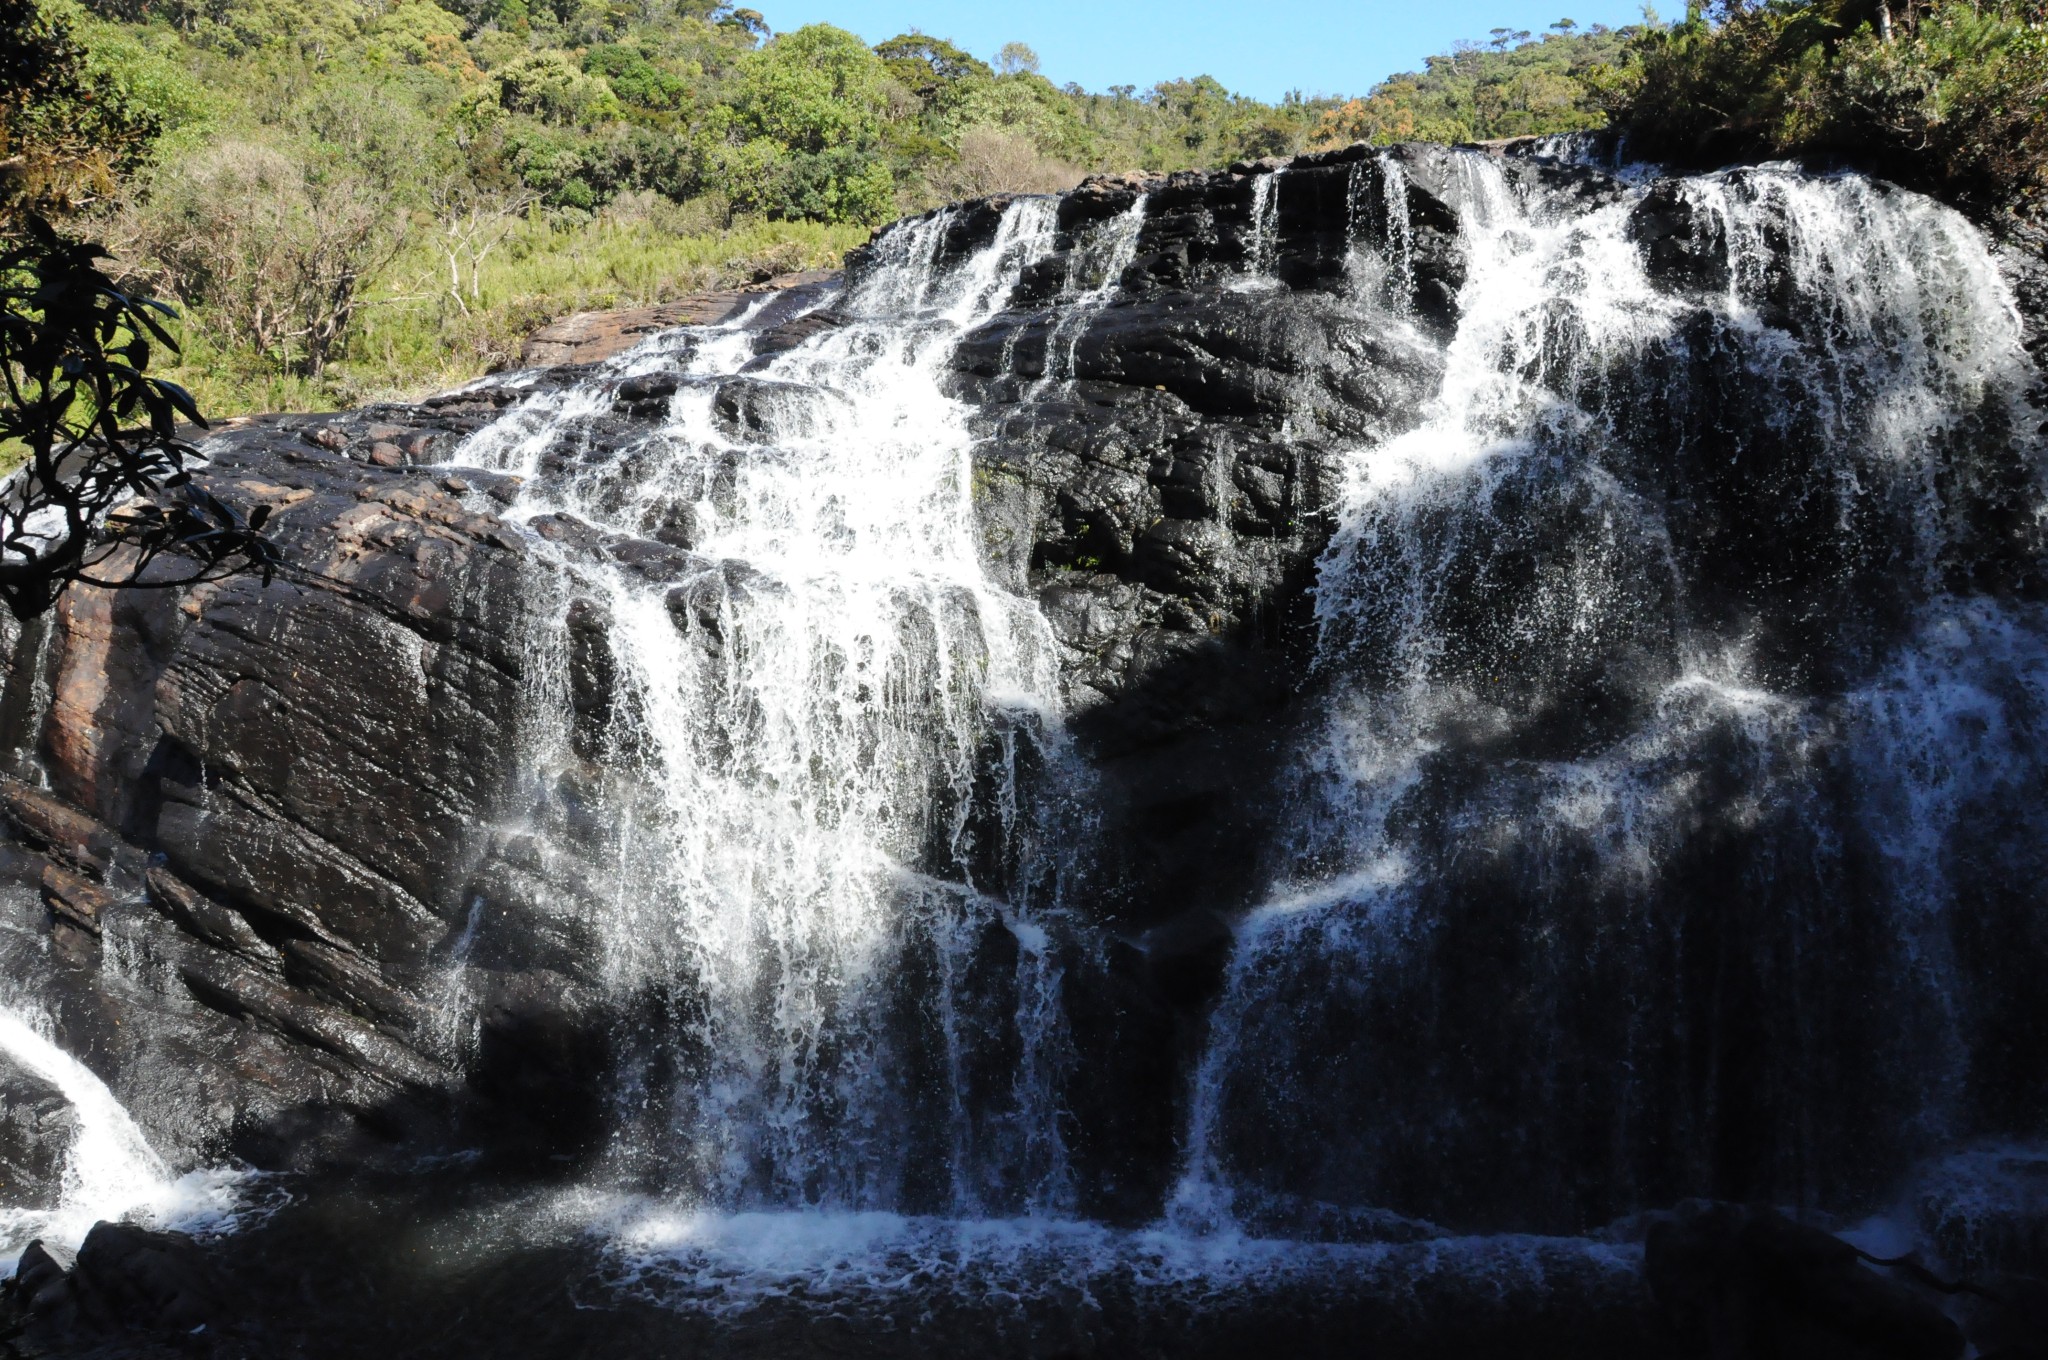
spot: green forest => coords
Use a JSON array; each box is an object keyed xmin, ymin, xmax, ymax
[{"xmin": 2, "ymin": 0, "xmax": 2042, "ymax": 418}]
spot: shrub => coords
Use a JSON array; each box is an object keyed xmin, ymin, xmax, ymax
[
  {"xmin": 0, "ymin": 0, "xmax": 167, "ymax": 223},
  {"xmin": 0, "ymin": 217, "xmax": 275, "ymax": 618},
  {"xmin": 1613, "ymin": 0, "xmax": 2048, "ymax": 210},
  {"xmin": 930, "ymin": 125, "xmax": 1082, "ymax": 199},
  {"xmin": 495, "ymin": 51, "xmax": 623, "ymax": 126},
  {"xmin": 131, "ymin": 139, "xmax": 401, "ymax": 375},
  {"xmin": 584, "ymin": 42, "xmax": 688, "ymax": 109}
]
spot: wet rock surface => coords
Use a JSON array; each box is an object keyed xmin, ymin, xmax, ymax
[
  {"xmin": 1646, "ymin": 1206, "xmax": 1970, "ymax": 1360},
  {"xmin": 0, "ymin": 395, "xmax": 593, "ymax": 1174},
  {"xmin": 520, "ymin": 270, "xmax": 840, "ymax": 367},
  {"xmin": 0, "ymin": 1063, "xmax": 73, "ymax": 1211}
]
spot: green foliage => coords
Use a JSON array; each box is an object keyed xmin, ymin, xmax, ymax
[
  {"xmin": 1309, "ymin": 26, "xmax": 1640, "ymax": 148},
  {"xmin": 128, "ymin": 137, "xmax": 404, "ymax": 375},
  {"xmin": 996, "ymin": 41, "xmax": 1040, "ymax": 76},
  {"xmin": 584, "ymin": 41, "xmax": 688, "ymax": 109},
  {"xmin": 874, "ymin": 33, "xmax": 990, "ymax": 112},
  {"xmin": 159, "ymin": 207, "xmax": 862, "ymax": 415},
  {"xmin": 1614, "ymin": 0, "xmax": 2048, "ymax": 209},
  {"xmin": 726, "ymin": 25, "xmax": 894, "ymax": 152},
  {"xmin": 0, "ymin": 217, "xmax": 276, "ymax": 619},
  {"xmin": 1, "ymin": 0, "xmax": 172, "ymax": 222},
  {"xmin": 368, "ymin": 0, "xmax": 477, "ymax": 73},
  {"xmin": 496, "ymin": 50, "xmax": 624, "ymax": 125},
  {"xmin": 30, "ymin": 0, "xmax": 2035, "ymax": 430},
  {"xmin": 945, "ymin": 73, "xmax": 1099, "ymax": 164}
]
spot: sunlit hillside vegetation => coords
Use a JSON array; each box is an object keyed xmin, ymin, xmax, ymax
[
  {"xmin": 1613, "ymin": 0, "xmax": 2046, "ymax": 213},
  {"xmin": 1, "ymin": 0, "xmax": 2039, "ymax": 417}
]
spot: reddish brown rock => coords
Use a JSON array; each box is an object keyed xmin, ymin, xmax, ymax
[{"xmin": 518, "ymin": 269, "xmax": 837, "ymax": 366}]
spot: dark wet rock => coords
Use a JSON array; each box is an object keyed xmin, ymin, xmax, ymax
[
  {"xmin": 1646, "ymin": 1205, "xmax": 1967, "ymax": 1360},
  {"xmin": 39, "ymin": 861, "xmax": 112, "ymax": 937},
  {"xmin": 711, "ymin": 375, "xmax": 848, "ymax": 440},
  {"xmin": 11, "ymin": 1222, "xmax": 227, "ymax": 1338},
  {"xmin": 0, "ymin": 778, "xmax": 130, "ymax": 878},
  {"xmin": 146, "ymin": 866, "xmax": 280, "ymax": 967},
  {"xmin": 1631, "ymin": 181, "xmax": 1732, "ymax": 291},
  {"xmin": 521, "ymin": 270, "xmax": 840, "ymax": 367},
  {"xmin": 10, "ymin": 1238, "xmax": 75, "ymax": 1312},
  {"xmin": 1140, "ymin": 907, "xmax": 1237, "ymax": 1008},
  {"xmin": 1992, "ymin": 214, "xmax": 2048, "ymax": 430},
  {"xmin": 0, "ymin": 1065, "xmax": 74, "ymax": 1210},
  {"xmin": 0, "ymin": 409, "xmax": 556, "ymax": 1169}
]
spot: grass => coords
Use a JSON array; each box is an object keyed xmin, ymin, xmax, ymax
[{"xmin": 157, "ymin": 206, "xmax": 870, "ymax": 417}]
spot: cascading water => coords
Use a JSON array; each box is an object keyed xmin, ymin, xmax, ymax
[
  {"xmin": 1346, "ymin": 154, "xmax": 1414, "ymax": 308},
  {"xmin": 456, "ymin": 199, "xmax": 1087, "ymax": 1221},
  {"xmin": 1237, "ymin": 169, "xmax": 1286, "ymax": 287},
  {"xmin": 1036, "ymin": 197, "xmax": 1149, "ymax": 388},
  {"xmin": 1176, "ymin": 154, "xmax": 2046, "ymax": 1237},
  {"xmin": 0, "ymin": 1007, "xmax": 247, "ymax": 1267},
  {"xmin": 421, "ymin": 146, "xmax": 2048, "ymax": 1303}
]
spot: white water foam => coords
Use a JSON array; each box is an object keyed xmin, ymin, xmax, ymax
[
  {"xmin": 454, "ymin": 199, "xmax": 1083, "ymax": 1217},
  {"xmin": 0, "ymin": 1007, "xmax": 253, "ymax": 1270},
  {"xmin": 1177, "ymin": 150, "xmax": 2046, "ymax": 1230},
  {"xmin": 575, "ymin": 1194, "xmax": 1640, "ymax": 1319}
]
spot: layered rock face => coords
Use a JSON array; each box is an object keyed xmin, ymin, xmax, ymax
[
  {"xmin": 0, "ymin": 140, "xmax": 2041, "ymax": 1309},
  {"xmin": 0, "ymin": 408, "xmax": 541, "ymax": 1168}
]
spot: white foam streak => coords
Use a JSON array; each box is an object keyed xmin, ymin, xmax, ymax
[
  {"xmin": 0, "ymin": 1008, "xmax": 249, "ymax": 1268},
  {"xmin": 454, "ymin": 200, "xmax": 1076, "ymax": 1214},
  {"xmin": 577, "ymin": 1193, "xmax": 1638, "ymax": 1318}
]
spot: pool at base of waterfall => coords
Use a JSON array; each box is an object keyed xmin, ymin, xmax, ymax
[
  {"xmin": 586, "ymin": 1204, "xmax": 1643, "ymax": 1316},
  {"xmin": 0, "ymin": 1169, "xmax": 1655, "ymax": 1358}
]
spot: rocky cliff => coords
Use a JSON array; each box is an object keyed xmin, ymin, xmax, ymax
[{"xmin": 0, "ymin": 139, "xmax": 2042, "ymax": 1358}]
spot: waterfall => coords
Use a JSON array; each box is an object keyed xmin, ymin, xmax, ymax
[
  {"xmin": 1036, "ymin": 196, "xmax": 1149, "ymax": 388},
  {"xmin": 440, "ymin": 150, "xmax": 2045, "ymax": 1269},
  {"xmin": 0, "ymin": 1008, "xmax": 247, "ymax": 1267},
  {"xmin": 1345, "ymin": 154, "xmax": 1414, "ymax": 309},
  {"xmin": 456, "ymin": 199, "xmax": 1084, "ymax": 1217},
  {"xmin": 1237, "ymin": 169, "xmax": 1286, "ymax": 288},
  {"xmin": 1177, "ymin": 154, "xmax": 2046, "ymax": 1236},
  {"xmin": 0, "ymin": 141, "xmax": 2007, "ymax": 1328}
]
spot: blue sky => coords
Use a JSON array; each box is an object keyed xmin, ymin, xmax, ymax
[{"xmin": 755, "ymin": 0, "xmax": 1657, "ymax": 102}]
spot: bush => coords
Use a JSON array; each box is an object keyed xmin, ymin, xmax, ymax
[
  {"xmin": 495, "ymin": 51, "xmax": 623, "ymax": 127},
  {"xmin": 930, "ymin": 125, "xmax": 1082, "ymax": 199},
  {"xmin": 0, "ymin": 217, "xmax": 275, "ymax": 618},
  {"xmin": 1309, "ymin": 27, "xmax": 1639, "ymax": 150},
  {"xmin": 1613, "ymin": 0, "xmax": 2048, "ymax": 211},
  {"xmin": 945, "ymin": 72, "xmax": 1099, "ymax": 164},
  {"xmin": 1833, "ymin": 0, "xmax": 2048, "ymax": 207},
  {"xmin": 1, "ymin": 0, "xmax": 167, "ymax": 223},
  {"xmin": 131, "ymin": 139, "xmax": 400, "ymax": 375},
  {"xmin": 584, "ymin": 42, "xmax": 688, "ymax": 109}
]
